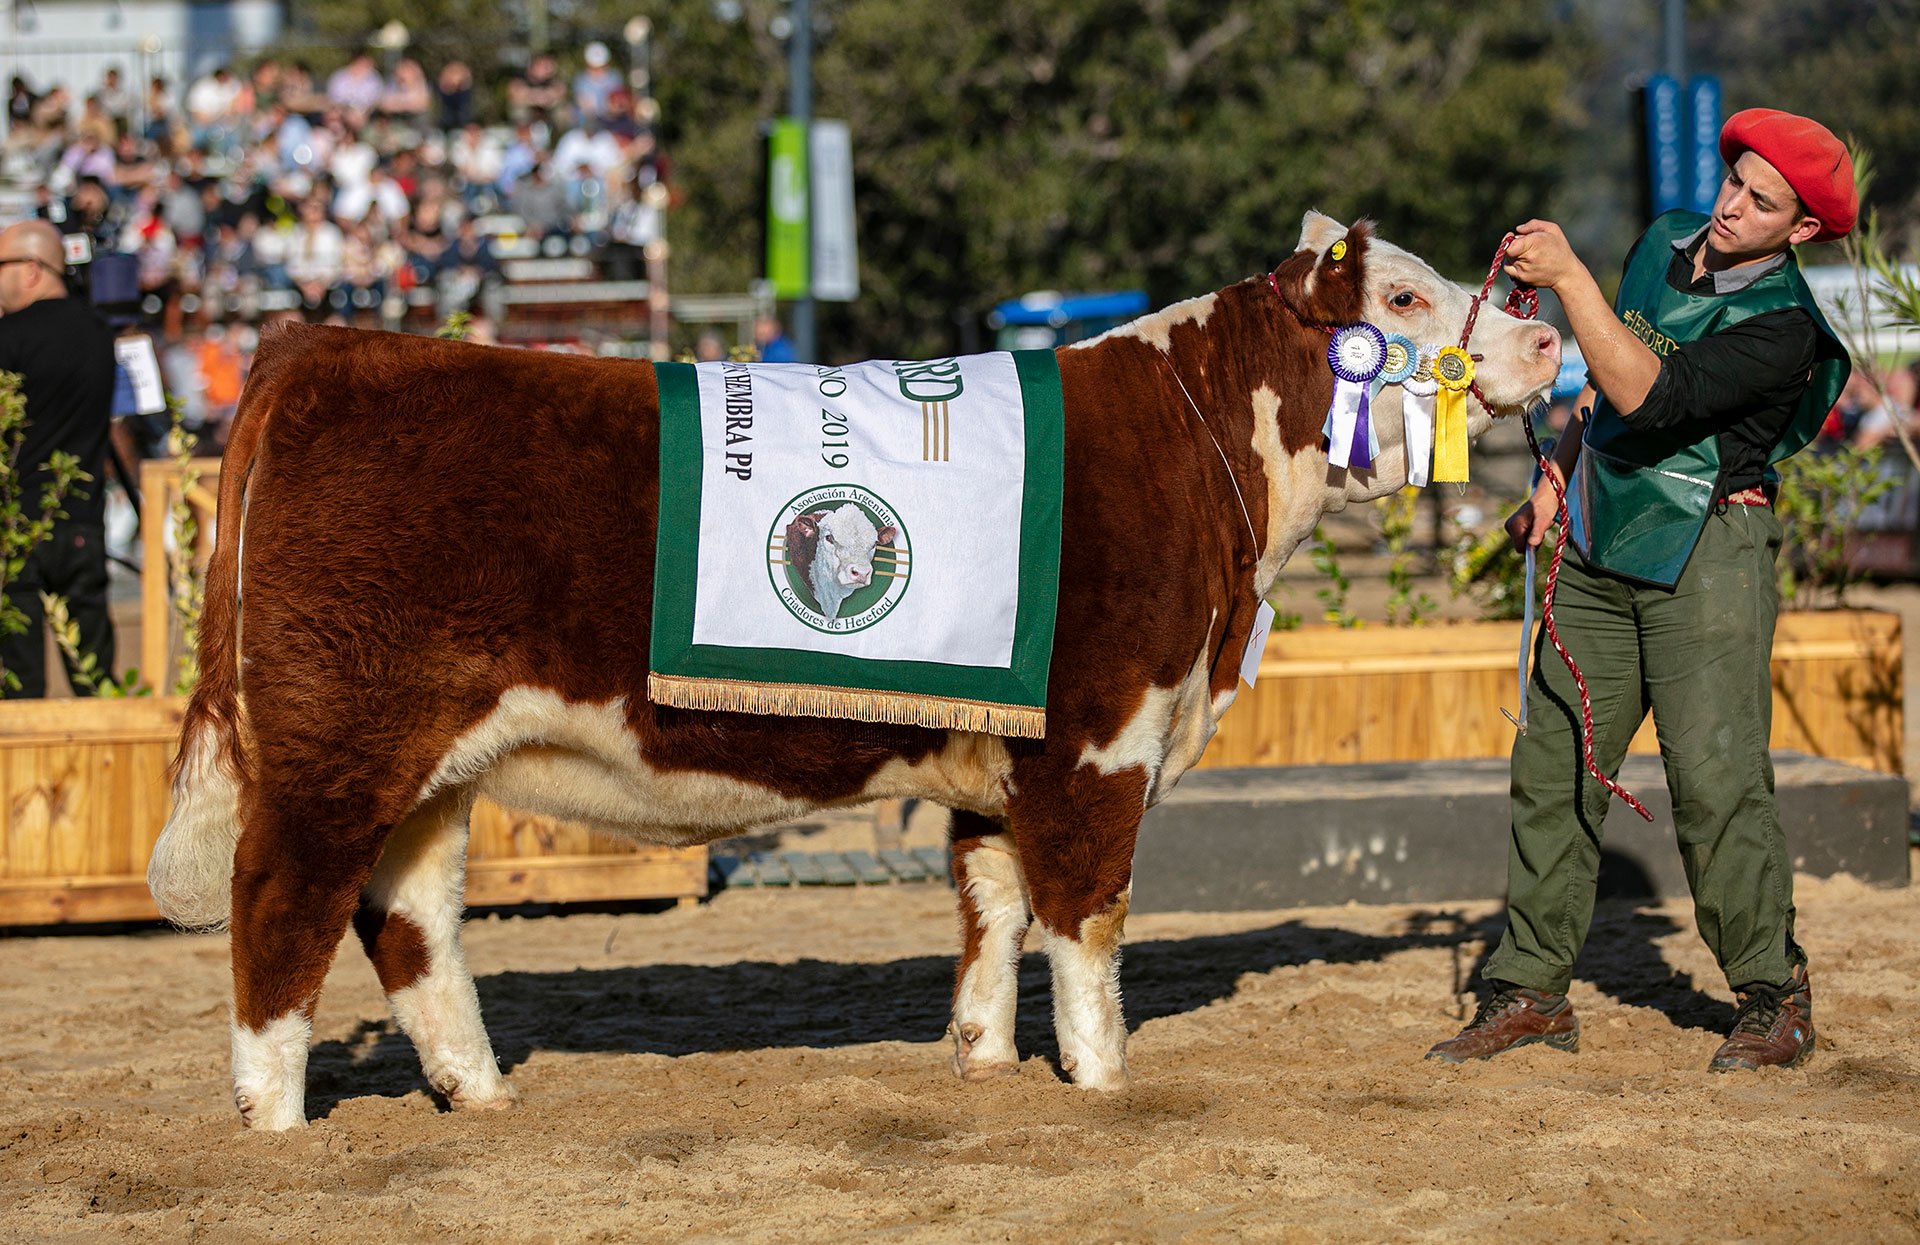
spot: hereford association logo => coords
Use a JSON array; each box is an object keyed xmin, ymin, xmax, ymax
[{"xmin": 767, "ymin": 484, "xmax": 912, "ymax": 634}]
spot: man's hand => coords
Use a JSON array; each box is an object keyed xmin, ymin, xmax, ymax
[
  {"xmin": 1502, "ymin": 220, "xmax": 1587, "ymax": 291},
  {"xmin": 1505, "ymin": 466, "xmax": 1565, "ymax": 549}
]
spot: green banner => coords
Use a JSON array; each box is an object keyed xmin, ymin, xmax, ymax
[{"xmin": 766, "ymin": 117, "xmax": 809, "ymax": 298}]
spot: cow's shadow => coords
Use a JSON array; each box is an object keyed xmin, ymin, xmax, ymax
[{"xmin": 305, "ymin": 873, "xmax": 1731, "ymax": 1117}]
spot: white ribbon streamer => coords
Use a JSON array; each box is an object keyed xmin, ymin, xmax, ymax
[{"xmin": 1401, "ymin": 375, "xmax": 1438, "ymax": 488}]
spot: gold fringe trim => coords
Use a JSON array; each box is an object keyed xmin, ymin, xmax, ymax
[{"xmin": 648, "ymin": 673, "xmax": 1046, "ymax": 739}]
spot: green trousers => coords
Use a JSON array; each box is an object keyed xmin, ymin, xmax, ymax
[{"xmin": 1484, "ymin": 503, "xmax": 1802, "ymax": 995}]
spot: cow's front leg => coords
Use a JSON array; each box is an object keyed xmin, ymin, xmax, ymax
[
  {"xmin": 1012, "ymin": 766, "xmax": 1145, "ymax": 1091},
  {"xmin": 949, "ymin": 811, "xmax": 1031, "ymax": 1080},
  {"xmin": 1040, "ymin": 889, "xmax": 1132, "ymax": 1090},
  {"xmin": 354, "ymin": 785, "xmax": 516, "ymax": 1112}
]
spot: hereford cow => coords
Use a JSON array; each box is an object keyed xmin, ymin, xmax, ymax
[{"xmin": 149, "ymin": 212, "xmax": 1559, "ymax": 1129}]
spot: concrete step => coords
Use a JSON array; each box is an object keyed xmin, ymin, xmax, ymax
[{"xmin": 1132, "ymin": 751, "xmax": 1909, "ymax": 914}]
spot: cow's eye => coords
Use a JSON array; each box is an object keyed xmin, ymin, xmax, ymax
[
  {"xmin": 1390, "ymin": 291, "xmax": 1418, "ymax": 310},
  {"xmin": 823, "ymin": 533, "xmax": 836, "ymax": 544}
]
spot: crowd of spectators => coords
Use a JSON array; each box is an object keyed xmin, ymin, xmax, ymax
[{"xmin": 5, "ymin": 42, "xmax": 671, "ymax": 447}]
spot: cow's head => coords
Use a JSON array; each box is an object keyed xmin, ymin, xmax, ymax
[
  {"xmin": 1287, "ymin": 211, "xmax": 1561, "ymax": 439},
  {"xmin": 813, "ymin": 504, "xmax": 893, "ymax": 590}
]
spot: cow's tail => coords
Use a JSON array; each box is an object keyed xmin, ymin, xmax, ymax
[{"xmin": 148, "ymin": 335, "xmax": 280, "ymax": 930}]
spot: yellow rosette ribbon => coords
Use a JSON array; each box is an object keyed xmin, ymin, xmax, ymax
[{"xmin": 1429, "ymin": 345, "xmax": 1474, "ymax": 483}]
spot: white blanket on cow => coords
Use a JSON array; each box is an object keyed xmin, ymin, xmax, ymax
[{"xmin": 648, "ymin": 351, "xmax": 1063, "ymax": 738}]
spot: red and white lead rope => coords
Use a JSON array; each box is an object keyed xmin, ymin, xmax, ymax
[{"xmin": 1474, "ymin": 233, "xmax": 1653, "ymax": 823}]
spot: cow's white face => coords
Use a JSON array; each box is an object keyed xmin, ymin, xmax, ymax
[
  {"xmin": 816, "ymin": 504, "xmax": 888, "ymax": 589},
  {"xmin": 1296, "ymin": 211, "xmax": 1562, "ymax": 441}
]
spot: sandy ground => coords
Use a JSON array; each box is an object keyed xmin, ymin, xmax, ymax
[{"xmin": 5, "ymin": 863, "xmax": 1920, "ymax": 1242}]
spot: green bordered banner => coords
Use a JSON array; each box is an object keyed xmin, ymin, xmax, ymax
[{"xmin": 648, "ymin": 351, "xmax": 1064, "ymax": 738}]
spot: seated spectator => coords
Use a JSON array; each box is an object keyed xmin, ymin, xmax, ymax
[
  {"xmin": 436, "ymin": 215, "xmax": 498, "ymax": 280},
  {"xmin": 553, "ymin": 116, "xmax": 622, "ymax": 181},
  {"xmin": 109, "ymin": 133, "xmax": 156, "ymax": 198},
  {"xmin": 59, "ymin": 132, "xmax": 117, "ymax": 187},
  {"xmin": 77, "ymin": 94, "xmax": 115, "ymax": 146},
  {"xmin": 436, "ymin": 61, "xmax": 474, "ymax": 131},
  {"xmin": 562, "ymin": 160, "xmax": 607, "ymax": 234},
  {"xmin": 142, "ymin": 77, "xmax": 184, "ymax": 153},
  {"xmin": 269, "ymin": 102, "xmax": 316, "ymax": 171},
  {"xmin": 498, "ymin": 121, "xmax": 544, "ymax": 192},
  {"xmin": 381, "ymin": 58, "xmax": 431, "ymax": 131},
  {"xmin": 8, "ymin": 75, "xmax": 39, "ymax": 135},
  {"xmin": 333, "ymin": 161, "xmax": 409, "ymax": 226},
  {"xmin": 573, "ymin": 43, "xmax": 620, "ymax": 123},
  {"xmin": 450, "ymin": 122, "xmax": 503, "ymax": 198},
  {"xmin": 186, "ymin": 65, "xmax": 243, "ymax": 145},
  {"xmin": 509, "ymin": 53, "xmax": 566, "ymax": 127},
  {"xmin": 97, "ymin": 67, "xmax": 135, "ymax": 137},
  {"xmin": 249, "ymin": 60, "xmax": 283, "ymax": 114},
  {"xmin": 328, "ymin": 123, "xmax": 378, "ymax": 198},
  {"xmin": 30, "ymin": 85, "xmax": 73, "ymax": 159},
  {"xmin": 163, "ymin": 168, "xmax": 209, "ymax": 250},
  {"xmin": 279, "ymin": 61, "xmax": 327, "ymax": 115},
  {"xmin": 286, "ymin": 195, "xmax": 345, "ymax": 290},
  {"xmin": 508, "ymin": 160, "xmax": 568, "ymax": 238},
  {"xmin": 695, "ymin": 330, "xmax": 726, "ymax": 362},
  {"xmin": 338, "ymin": 218, "xmax": 398, "ymax": 313},
  {"xmin": 250, "ymin": 213, "xmax": 291, "ymax": 288},
  {"xmin": 326, "ymin": 53, "xmax": 384, "ymax": 122}
]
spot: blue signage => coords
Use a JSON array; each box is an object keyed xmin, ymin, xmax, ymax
[
  {"xmin": 1644, "ymin": 74, "xmax": 1685, "ymax": 217},
  {"xmin": 1687, "ymin": 75, "xmax": 1723, "ymax": 215}
]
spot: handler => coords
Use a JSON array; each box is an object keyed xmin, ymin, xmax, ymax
[{"xmin": 1428, "ymin": 109, "xmax": 1855, "ymax": 1071}]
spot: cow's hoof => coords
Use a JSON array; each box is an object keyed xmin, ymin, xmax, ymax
[
  {"xmin": 954, "ymin": 1055, "xmax": 1020, "ymax": 1082},
  {"xmin": 234, "ymin": 1090, "xmax": 306, "ymax": 1131},
  {"xmin": 951, "ymin": 1023, "xmax": 1019, "ymax": 1081},
  {"xmin": 449, "ymin": 1080, "xmax": 520, "ymax": 1112},
  {"xmin": 1059, "ymin": 1052, "xmax": 1130, "ymax": 1091}
]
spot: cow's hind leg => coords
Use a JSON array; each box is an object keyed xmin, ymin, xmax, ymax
[
  {"xmin": 228, "ymin": 797, "xmax": 391, "ymax": 1130},
  {"xmin": 949, "ymin": 810, "xmax": 1031, "ymax": 1080},
  {"xmin": 1012, "ymin": 766, "xmax": 1144, "ymax": 1091},
  {"xmin": 354, "ymin": 785, "xmax": 515, "ymax": 1111}
]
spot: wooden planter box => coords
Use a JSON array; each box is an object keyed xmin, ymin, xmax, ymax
[
  {"xmin": 0, "ymin": 697, "xmax": 707, "ymax": 926},
  {"xmin": 1202, "ymin": 610, "xmax": 1903, "ymax": 775}
]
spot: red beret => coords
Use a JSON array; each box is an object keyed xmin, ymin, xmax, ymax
[{"xmin": 1718, "ymin": 108, "xmax": 1856, "ymax": 243}]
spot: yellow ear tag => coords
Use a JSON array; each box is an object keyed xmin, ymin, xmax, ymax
[{"xmin": 1329, "ymin": 240, "xmax": 1347, "ymax": 262}]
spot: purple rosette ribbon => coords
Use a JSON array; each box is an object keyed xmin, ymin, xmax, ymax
[{"xmin": 1326, "ymin": 322, "xmax": 1387, "ymax": 469}]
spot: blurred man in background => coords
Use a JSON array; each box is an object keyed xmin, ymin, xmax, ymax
[{"xmin": 0, "ymin": 219, "xmax": 117, "ymax": 696}]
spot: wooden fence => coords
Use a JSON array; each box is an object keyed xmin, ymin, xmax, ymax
[
  {"xmin": 0, "ymin": 692, "xmax": 708, "ymax": 925},
  {"xmin": 1202, "ymin": 611, "xmax": 1903, "ymax": 775}
]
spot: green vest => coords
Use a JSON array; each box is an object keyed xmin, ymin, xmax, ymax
[{"xmin": 1566, "ymin": 210, "xmax": 1851, "ymax": 587}]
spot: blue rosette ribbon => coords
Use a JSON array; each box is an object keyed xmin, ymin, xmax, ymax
[{"xmin": 1325, "ymin": 322, "xmax": 1387, "ymax": 470}]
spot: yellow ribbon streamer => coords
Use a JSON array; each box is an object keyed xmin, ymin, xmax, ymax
[{"xmin": 1430, "ymin": 346, "xmax": 1475, "ymax": 483}]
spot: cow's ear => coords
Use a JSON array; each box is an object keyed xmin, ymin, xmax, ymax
[
  {"xmin": 793, "ymin": 516, "xmax": 818, "ymax": 538},
  {"xmin": 875, "ymin": 525, "xmax": 896, "ymax": 546},
  {"xmin": 1272, "ymin": 222, "xmax": 1372, "ymax": 327},
  {"xmin": 1296, "ymin": 210, "xmax": 1348, "ymax": 254}
]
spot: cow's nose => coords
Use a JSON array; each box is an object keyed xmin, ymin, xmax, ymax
[{"xmin": 1533, "ymin": 324, "xmax": 1561, "ymax": 363}]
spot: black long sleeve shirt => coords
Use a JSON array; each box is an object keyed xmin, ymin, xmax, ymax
[
  {"xmin": 1611, "ymin": 227, "xmax": 1819, "ymax": 497},
  {"xmin": 0, "ymin": 296, "xmax": 115, "ymax": 527}
]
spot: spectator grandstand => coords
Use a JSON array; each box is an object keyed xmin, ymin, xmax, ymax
[{"xmin": 1, "ymin": 35, "xmax": 725, "ymax": 457}]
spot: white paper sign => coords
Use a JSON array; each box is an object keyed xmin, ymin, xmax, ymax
[
  {"xmin": 114, "ymin": 334, "xmax": 166, "ymax": 415},
  {"xmin": 1239, "ymin": 600, "xmax": 1277, "ymax": 689}
]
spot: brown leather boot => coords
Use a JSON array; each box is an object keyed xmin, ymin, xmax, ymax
[
  {"xmin": 1426, "ymin": 981, "xmax": 1579, "ymax": 1063},
  {"xmin": 1709, "ymin": 965, "xmax": 1814, "ymax": 1072}
]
